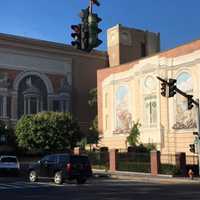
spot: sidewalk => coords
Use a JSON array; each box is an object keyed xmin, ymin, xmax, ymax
[{"xmin": 93, "ymin": 169, "xmax": 200, "ymax": 184}]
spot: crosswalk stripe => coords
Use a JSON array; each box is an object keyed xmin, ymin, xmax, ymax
[
  {"xmin": 0, "ymin": 182, "xmax": 50, "ymax": 190},
  {"xmin": 0, "ymin": 184, "xmax": 27, "ymax": 189},
  {"xmin": 0, "ymin": 185, "xmax": 8, "ymax": 189},
  {"xmin": 0, "ymin": 181, "xmax": 92, "ymax": 190}
]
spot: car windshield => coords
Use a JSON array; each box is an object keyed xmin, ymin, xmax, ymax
[{"xmin": 1, "ymin": 157, "xmax": 17, "ymax": 163}]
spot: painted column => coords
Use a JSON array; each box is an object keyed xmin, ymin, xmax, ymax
[
  {"xmin": 47, "ymin": 97, "xmax": 51, "ymax": 111},
  {"xmin": 11, "ymin": 94, "xmax": 18, "ymax": 120},
  {"xmin": 36, "ymin": 98, "xmax": 39, "ymax": 113},
  {"xmin": 28, "ymin": 98, "xmax": 30, "ymax": 115},
  {"xmin": 61, "ymin": 100, "xmax": 64, "ymax": 112},
  {"xmin": 3, "ymin": 96, "xmax": 7, "ymax": 118},
  {"xmin": 24, "ymin": 98, "xmax": 26, "ymax": 115}
]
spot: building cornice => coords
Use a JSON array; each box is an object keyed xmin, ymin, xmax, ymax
[{"xmin": 0, "ymin": 32, "xmax": 108, "ymax": 60}]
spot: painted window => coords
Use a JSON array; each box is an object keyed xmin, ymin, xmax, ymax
[
  {"xmin": 114, "ymin": 85, "xmax": 132, "ymax": 134},
  {"xmin": 144, "ymin": 96, "xmax": 157, "ymax": 127},
  {"xmin": 18, "ymin": 75, "xmax": 47, "ymax": 118},
  {"xmin": 30, "ymin": 97, "xmax": 38, "ymax": 114},
  {"xmin": 173, "ymin": 72, "xmax": 196, "ymax": 129}
]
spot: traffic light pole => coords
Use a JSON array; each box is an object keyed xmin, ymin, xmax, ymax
[
  {"xmin": 71, "ymin": 0, "xmax": 101, "ymax": 52},
  {"xmin": 157, "ymin": 76, "xmax": 199, "ymax": 106},
  {"xmin": 196, "ymin": 99, "xmax": 200, "ymax": 176},
  {"xmin": 157, "ymin": 76, "xmax": 200, "ymax": 176},
  {"xmin": 89, "ymin": 0, "xmax": 93, "ymax": 14}
]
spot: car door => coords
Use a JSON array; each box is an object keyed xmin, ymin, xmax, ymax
[
  {"xmin": 47, "ymin": 155, "xmax": 58, "ymax": 177},
  {"xmin": 38, "ymin": 155, "xmax": 58, "ymax": 178},
  {"xmin": 39, "ymin": 155, "xmax": 49, "ymax": 177}
]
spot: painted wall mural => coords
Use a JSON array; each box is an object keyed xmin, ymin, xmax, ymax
[
  {"xmin": 173, "ymin": 72, "xmax": 196, "ymax": 129},
  {"xmin": 114, "ymin": 85, "xmax": 132, "ymax": 134}
]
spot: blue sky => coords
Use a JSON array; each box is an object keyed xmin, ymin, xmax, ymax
[{"xmin": 0, "ymin": 0, "xmax": 199, "ymax": 51}]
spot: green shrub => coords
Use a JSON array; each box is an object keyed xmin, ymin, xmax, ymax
[
  {"xmin": 15, "ymin": 112, "xmax": 83, "ymax": 153},
  {"xmin": 117, "ymin": 161, "xmax": 150, "ymax": 173},
  {"xmin": 128, "ymin": 143, "xmax": 156, "ymax": 153},
  {"xmin": 159, "ymin": 164, "xmax": 181, "ymax": 175},
  {"xmin": 127, "ymin": 121, "xmax": 141, "ymax": 146}
]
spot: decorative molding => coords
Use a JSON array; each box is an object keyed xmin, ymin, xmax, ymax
[
  {"xmin": 13, "ymin": 70, "xmax": 54, "ymax": 94},
  {"xmin": 0, "ymin": 33, "xmax": 107, "ymax": 60},
  {"xmin": 172, "ymin": 120, "xmax": 196, "ymax": 129},
  {"xmin": 0, "ymin": 48, "xmax": 72, "ymax": 75}
]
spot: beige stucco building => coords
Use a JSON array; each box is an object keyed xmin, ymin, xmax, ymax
[{"xmin": 98, "ymin": 25, "xmax": 200, "ymax": 155}]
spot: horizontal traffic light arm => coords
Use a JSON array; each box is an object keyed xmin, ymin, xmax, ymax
[{"xmin": 157, "ymin": 76, "xmax": 199, "ymax": 107}]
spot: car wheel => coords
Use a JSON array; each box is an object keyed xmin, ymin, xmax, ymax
[
  {"xmin": 54, "ymin": 172, "xmax": 63, "ymax": 185},
  {"xmin": 29, "ymin": 170, "xmax": 37, "ymax": 182},
  {"xmin": 76, "ymin": 177, "xmax": 86, "ymax": 184}
]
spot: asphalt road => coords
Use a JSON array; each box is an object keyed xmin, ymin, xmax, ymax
[{"xmin": 0, "ymin": 177, "xmax": 200, "ymax": 200}]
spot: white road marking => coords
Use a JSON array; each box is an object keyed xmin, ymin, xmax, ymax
[
  {"xmin": 0, "ymin": 182, "xmax": 51, "ymax": 190},
  {"xmin": 0, "ymin": 179, "xmax": 158, "ymax": 191}
]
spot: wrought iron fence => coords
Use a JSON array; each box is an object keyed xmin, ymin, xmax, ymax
[
  {"xmin": 117, "ymin": 152, "xmax": 150, "ymax": 173},
  {"xmin": 86, "ymin": 151, "xmax": 109, "ymax": 170},
  {"xmin": 186, "ymin": 155, "xmax": 198, "ymax": 165},
  {"xmin": 160, "ymin": 154, "xmax": 176, "ymax": 165},
  {"xmin": 159, "ymin": 154, "xmax": 179, "ymax": 175},
  {"xmin": 159, "ymin": 154, "xmax": 199, "ymax": 175}
]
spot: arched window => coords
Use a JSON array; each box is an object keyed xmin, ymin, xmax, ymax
[
  {"xmin": 173, "ymin": 72, "xmax": 196, "ymax": 129},
  {"xmin": 18, "ymin": 75, "xmax": 47, "ymax": 118}
]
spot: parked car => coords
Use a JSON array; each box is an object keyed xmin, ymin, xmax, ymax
[
  {"xmin": 29, "ymin": 154, "xmax": 92, "ymax": 184},
  {"xmin": 0, "ymin": 155, "xmax": 20, "ymax": 175}
]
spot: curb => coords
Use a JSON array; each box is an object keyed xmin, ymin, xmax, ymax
[{"xmin": 92, "ymin": 169, "xmax": 200, "ymax": 184}]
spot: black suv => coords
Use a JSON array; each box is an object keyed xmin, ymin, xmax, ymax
[{"xmin": 29, "ymin": 154, "xmax": 92, "ymax": 184}]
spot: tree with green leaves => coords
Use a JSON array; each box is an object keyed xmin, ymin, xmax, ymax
[
  {"xmin": 15, "ymin": 112, "xmax": 83, "ymax": 153},
  {"xmin": 88, "ymin": 88, "xmax": 97, "ymax": 113},
  {"xmin": 87, "ymin": 88, "xmax": 101, "ymax": 149},
  {"xmin": 0, "ymin": 120, "xmax": 16, "ymax": 146},
  {"xmin": 127, "ymin": 121, "xmax": 141, "ymax": 147}
]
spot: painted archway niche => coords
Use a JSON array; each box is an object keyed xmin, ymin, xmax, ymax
[
  {"xmin": 173, "ymin": 72, "xmax": 196, "ymax": 129},
  {"xmin": 17, "ymin": 74, "xmax": 48, "ymax": 118},
  {"xmin": 114, "ymin": 85, "xmax": 132, "ymax": 134}
]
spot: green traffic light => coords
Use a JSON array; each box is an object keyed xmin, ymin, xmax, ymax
[{"xmin": 88, "ymin": 13, "xmax": 102, "ymax": 49}]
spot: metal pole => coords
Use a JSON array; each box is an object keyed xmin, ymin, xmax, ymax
[
  {"xmin": 196, "ymin": 99, "xmax": 200, "ymax": 176},
  {"xmin": 89, "ymin": 0, "xmax": 93, "ymax": 14}
]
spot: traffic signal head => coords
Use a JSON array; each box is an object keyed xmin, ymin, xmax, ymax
[
  {"xmin": 189, "ymin": 144, "xmax": 195, "ymax": 153},
  {"xmin": 80, "ymin": 7, "xmax": 89, "ymax": 23},
  {"xmin": 79, "ymin": 8, "xmax": 90, "ymax": 51},
  {"xmin": 193, "ymin": 132, "xmax": 198, "ymax": 136},
  {"xmin": 168, "ymin": 79, "xmax": 176, "ymax": 97},
  {"xmin": 187, "ymin": 95, "xmax": 193, "ymax": 110},
  {"xmin": 71, "ymin": 24, "xmax": 82, "ymax": 49},
  {"xmin": 81, "ymin": 26, "xmax": 89, "ymax": 51},
  {"xmin": 161, "ymin": 82, "xmax": 167, "ymax": 97},
  {"xmin": 88, "ymin": 13, "xmax": 102, "ymax": 50}
]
